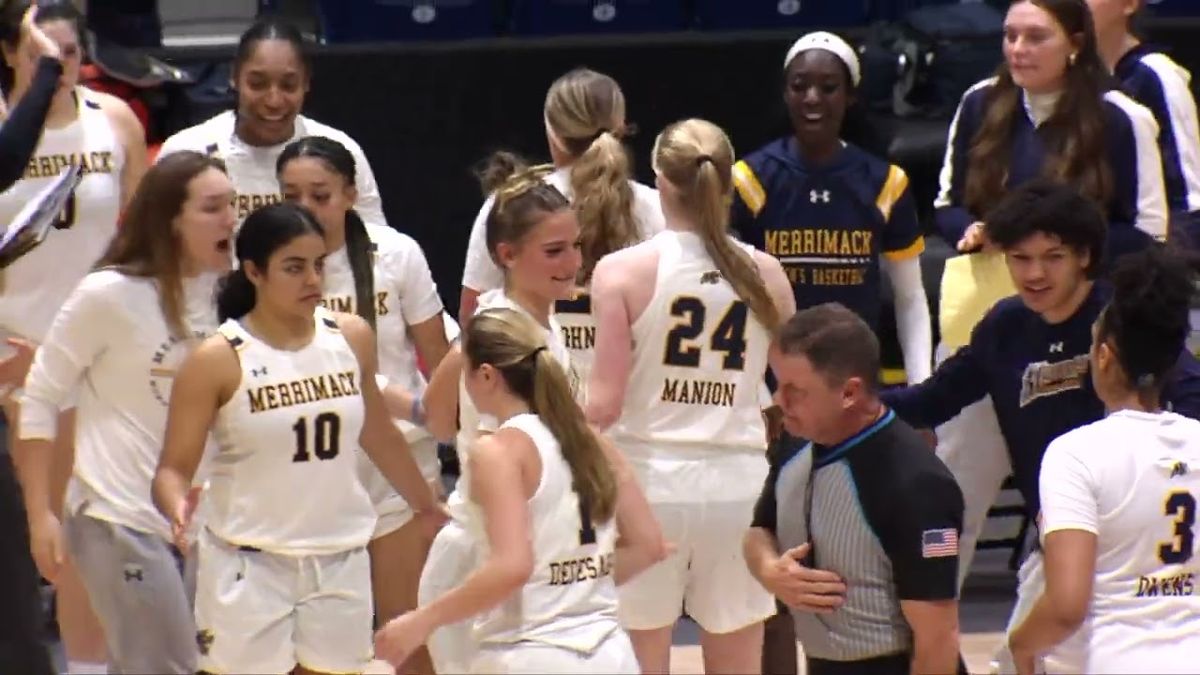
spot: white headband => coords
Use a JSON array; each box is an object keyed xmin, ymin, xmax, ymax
[{"xmin": 784, "ymin": 31, "xmax": 861, "ymax": 87}]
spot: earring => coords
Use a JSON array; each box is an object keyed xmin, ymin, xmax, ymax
[{"xmin": 1069, "ymin": 53, "xmax": 1078, "ymax": 66}]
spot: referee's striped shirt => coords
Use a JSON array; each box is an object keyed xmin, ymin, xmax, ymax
[{"xmin": 752, "ymin": 410, "xmax": 964, "ymax": 666}]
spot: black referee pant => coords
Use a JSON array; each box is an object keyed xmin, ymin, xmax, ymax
[{"xmin": 0, "ymin": 441, "xmax": 55, "ymax": 674}]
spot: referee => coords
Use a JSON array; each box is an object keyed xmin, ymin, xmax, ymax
[{"xmin": 745, "ymin": 303, "xmax": 965, "ymax": 675}]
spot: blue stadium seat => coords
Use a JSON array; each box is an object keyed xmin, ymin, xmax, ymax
[
  {"xmin": 693, "ymin": 0, "xmax": 871, "ymax": 30},
  {"xmin": 508, "ymin": 0, "xmax": 687, "ymax": 36},
  {"xmin": 316, "ymin": 0, "xmax": 496, "ymax": 43},
  {"xmin": 1145, "ymin": 0, "xmax": 1200, "ymax": 17}
]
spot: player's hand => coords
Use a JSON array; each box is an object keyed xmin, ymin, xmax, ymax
[
  {"xmin": 374, "ymin": 609, "xmax": 433, "ymax": 669},
  {"xmin": 19, "ymin": 3, "xmax": 60, "ymax": 61},
  {"xmin": 28, "ymin": 512, "xmax": 64, "ymax": 583},
  {"xmin": 956, "ymin": 221, "xmax": 998, "ymax": 254},
  {"xmin": 413, "ymin": 503, "xmax": 449, "ymax": 542},
  {"xmin": 0, "ymin": 337, "xmax": 37, "ymax": 394},
  {"xmin": 761, "ymin": 542, "xmax": 846, "ymax": 613},
  {"xmin": 170, "ymin": 486, "xmax": 202, "ymax": 552}
]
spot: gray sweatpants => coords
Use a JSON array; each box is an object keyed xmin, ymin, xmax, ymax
[{"xmin": 63, "ymin": 511, "xmax": 197, "ymax": 675}]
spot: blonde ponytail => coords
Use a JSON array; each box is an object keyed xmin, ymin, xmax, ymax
[
  {"xmin": 654, "ymin": 119, "xmax": 781, "ymax": 332},
  {"xmin": 465, "ymin": 308, "xmax": 617, "ymax": 523},
  {"xmin": 529, "ymin": 347, "xmax": 617, "ymax": 522},
  {"xmin": 569, "ymin": 131, "xmax": 638, "ymax": 284}
]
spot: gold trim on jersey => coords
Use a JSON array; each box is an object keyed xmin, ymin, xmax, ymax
[
  {"xmin": 732, "ymin": 160, "xmax": 766, "ymax": 217},
  {"xmin": 874, "ymin": 164, "xmax": 909, "ymax": 222},
  {"xmin": 218, "ymin": 324, "xmax": 247, "ymax": 351},
  {"xmin": 883, "ymin": 235, "xmax": 926, "ymax": 262}
]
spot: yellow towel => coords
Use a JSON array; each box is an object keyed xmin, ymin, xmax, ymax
[{"xmin": 939, "ymin": 252, "xmax": 1017, "ymax": 350}]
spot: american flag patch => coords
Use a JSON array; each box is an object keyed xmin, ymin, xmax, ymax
[{"xmin": 921, "ymin": 528, "xmax": 958, "ymax": 558}]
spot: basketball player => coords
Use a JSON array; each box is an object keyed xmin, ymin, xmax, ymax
[
  {"xmin": 416, "ymin": 161, "xmax": 587, "ymax": 674},
  {"xmin": 0, "ymin": 3, "xmax": 146, "ymax": 672},
  {"xmin": 1008, "ymin": 246, "xmax": 1200, "ymax": 673},
  {"xmin": 12, "ymin": 152, "xmax": 233, "ymax": 674},
  {"xmin": 732, "ymin": 31, "xmax": 931, "ymax": 385},
  {"xmin": 157, "ymin": 18, "xmax": 386, "ymax": 229},
  {"xmin": 376, "ymin": 307, "xmax": 666, "ymax": 673},
  {"xmin": 1088, "ymin": 0, "xmax": 1200, "ymax": 244},
  {"xmin": 587, "ymin": 118, "xmax": 795, "ymax": 674},
  {"xmin": 459, "ymin": 68, "xmax": 664, "ymax": 324},
  {"xmin": 277, "ymin": 136, "xmax": 450, "ymax": 673},
  {"xmin": 151, "ymin": 203, "xmax": 443, "ymax": 675}
]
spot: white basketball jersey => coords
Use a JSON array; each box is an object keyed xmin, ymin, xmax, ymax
[
  {"xmin": 0, "ymin": 88, "xmax": 123, "ymax": 341},
  {"xmin": 158, "ymin": 111, "xmax": 384, "ymax": 227},
  {"xmin": 610, "ymin": 231, "xmax": 770, "ymax": 451},
  {"xmin": 469, "ymin": 414, "xmax": 620, "ymax": 653},
  {"xmin": 448, "ymin": 289, "xmax": 573, "ymax": 519},
  {"xmin": 555, "ymin": 288, "xmax": 594, "ymax": 404},
  {"xmin": 206, "ymin": 309, "xmax": 375, "ymax": 554},
  {"xmin": 1039, "ymin": 410, "xmax": 1200, "ymax": 673}
]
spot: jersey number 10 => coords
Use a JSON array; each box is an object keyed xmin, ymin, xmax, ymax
[
  {"xmin": 292, "ymin": 412, "xmax": 341, "ymax": 463},
  {"xmin": 664, "ymin": 297, "xmax": 749, "ymax": 371},
  {"xmin": 1158, "ymin": 490, "xmax": 1197, "ymax": 565}
]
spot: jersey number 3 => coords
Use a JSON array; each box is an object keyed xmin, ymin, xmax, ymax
[
  {"xmin": 1158, "ymin": 490, "xmax": 1197, "ymax": 565},
  {"xmin": 292, "ymin": 412, "xmax": 341, "ymax": 463},
  {"xmin": 663, "ymin": 297, "xmax": 749, "ymax": 370}
]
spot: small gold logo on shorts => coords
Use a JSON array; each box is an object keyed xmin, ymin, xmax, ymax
[{"xmin": 196, "ymin": 629, "xmax": 215, "ymax": 656}]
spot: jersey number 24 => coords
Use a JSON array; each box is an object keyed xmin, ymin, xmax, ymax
[
  {"xmin": 1159, "ymin": 490, "xmax": 1197, "ymax": 565},
  {"xmin": 663, "ymin": 297, "xmax": 749, "ymax": 370}
]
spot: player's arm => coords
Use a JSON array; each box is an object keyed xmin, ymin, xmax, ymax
[
  {"xmin": 375, "ymin": 432, "xmax": 534, "ymax": 666},
  {"xmin": 934, "ymin": 86, "xmax": 983, "ymax": 247},
  {"xmin": 338, "ymin": 313, "xmax": 439, "ymax": 515},
  {"xmin": 97, "ymin": 93, "xmax": 149, "ymax": 211},
  {"xmin": 13, "ymin": 279, "xmax": 114, "ymax": 580},
  {"xmin": 419, "ymin": 345, "xmax": 463, "ymax": 443},
  {"xmin": 754, "ymin": 248, "xmax": 797, "ymax": 321},
  {"xmin": 1008, "ymin": 439, "xmax": 1098, "ymax": 673},
  {"xmin": 586, "ymin": 254, "xmax": 634, "ymax": 431},
  {"xmin": 597, "ymin": 435, "xmax": 668, "ymax": 584},
  {"xmin": 871, "ymin": 464, "xmax": 965, "ymax": 674},
  {"xmin": 880, "ymin": 312, "xmax": 994, "ymax": 429},
  {"xmin": 152, "ymin": 336, "xmax": 238, "ymax": 543},
  {"xmin": 879, "ymin": 173, "xmax": 933, "ymax": 384}
]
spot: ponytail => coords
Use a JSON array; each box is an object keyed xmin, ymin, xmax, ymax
[
  {"xmin": 477, "ymin": 151, "xmax": 532, "ymax": 196},
  {"xmin": 694, "ymin": 160, "xmax": 781, "ymax": 331},
  {"xmin": 344, "ymin": 209, "xmax": 377, "ymax": 330},
  {"xmin": 529, "ymin": 348, "xmax": 617, "ymax": 522},
  {"xmin": 655, "ymin": 119, "xmax": 781, "ymax": 332},
  {"xmin": 464, "ymin": 308, "xmax": 617, "ymax": 524},
  {"xmin": 570, "ymin": 131, "xmax": 639, "ymax": 284},
  {"xmin": 217, "ymin": 267, "xmax": 256, "ymax": 322}
]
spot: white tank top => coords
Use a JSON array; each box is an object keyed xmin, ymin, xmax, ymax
[
  {"xmin": 0, "ymin": 88, "xmax": 124, "ymax": 341},
  {"xmin": 470, "ymin": 413, "xmax": 620, "ymax": 653},
  {"xmin": 611, "ymin": 230, "xmax": 770, "ymax": 451},
  {"xmin": 206, "ymin": 309, "xmax": 375, "ymax": 554},
  {"xmin": 448, "ymin": 288, "xmax": 573, "ymax": 519}
]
